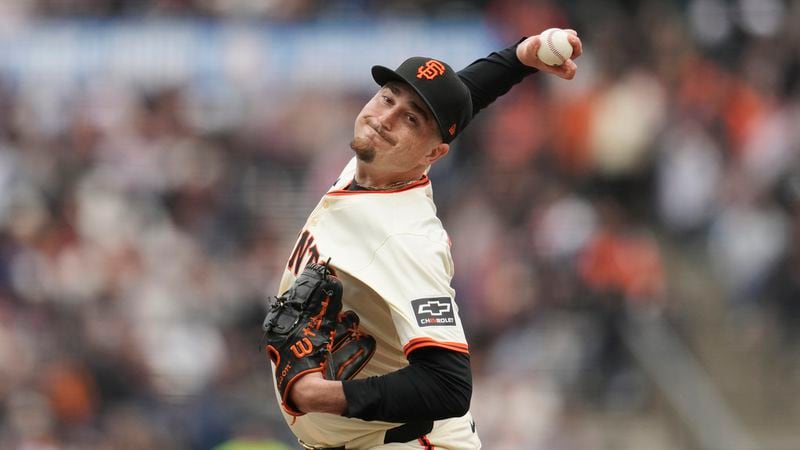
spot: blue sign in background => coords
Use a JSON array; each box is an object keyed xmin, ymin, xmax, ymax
[{"xmin": 0, "ymin": 19, "xmax": 501, "ymax": 90}]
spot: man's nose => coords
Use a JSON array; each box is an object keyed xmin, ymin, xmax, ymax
[{"xmin": 377, "ymin": 109, "xmax": 397, "ymax": 130}]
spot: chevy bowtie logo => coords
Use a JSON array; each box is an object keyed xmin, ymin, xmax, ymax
[
  {"xmin": 411, "ymin": 297, "xmax": 456, "ymax": 327},
  {"xmin": 417, "ymin": 300, "xmax": 451, "ymax": 317}
]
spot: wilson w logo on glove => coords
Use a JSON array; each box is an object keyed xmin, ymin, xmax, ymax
[{"xmin": 290, "ymin": 338, "xmax": 314, "ymax": 358}]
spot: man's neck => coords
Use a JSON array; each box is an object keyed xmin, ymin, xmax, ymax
[{"xmin": 354, "ymin": 164, "xmax": 426, "ymax": 191}]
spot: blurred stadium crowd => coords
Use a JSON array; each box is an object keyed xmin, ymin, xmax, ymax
[{"xmin": 1, "ymin": 0, "xmax": 799, "ymax": 449}]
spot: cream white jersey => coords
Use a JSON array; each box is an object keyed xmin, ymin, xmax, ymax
[{"xmin": 272, "ymin": 157, "xmax": 474, "ymax": 449}]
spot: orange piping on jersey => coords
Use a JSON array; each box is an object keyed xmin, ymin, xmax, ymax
[
  {"xmin": 403, "ymin": 337, "xmax": 469, "ymax": 357},
  {"xmin": 327, "ymin": 176, "xmax": 430, "ymax": 196}
]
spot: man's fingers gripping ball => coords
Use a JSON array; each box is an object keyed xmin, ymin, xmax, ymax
[
  {"xmin": 517, "ymin": 28, "xmax": 582, "ymax": 80},
  {"xmin": 263, "ymin": 263, "xmax": 343, "ymax": 416}
]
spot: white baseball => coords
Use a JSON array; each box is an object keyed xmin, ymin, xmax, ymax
[{"xmin": 536, "ymin": 28, "xmax": 574, "ymax": 66}]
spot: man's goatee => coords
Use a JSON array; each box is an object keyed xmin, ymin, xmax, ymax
[{"xmin": 350, "ymin": 137, "xmax": 376, "ymax": 163}]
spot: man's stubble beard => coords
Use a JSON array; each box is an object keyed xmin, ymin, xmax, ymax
[{"xmin": 350, "ymin": 137, "xmax": 376, "ymax": 163}]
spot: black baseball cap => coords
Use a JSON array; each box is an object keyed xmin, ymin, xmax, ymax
[{"xmin": 372, "ymin": 57, "xmax": 473, "ymax": 144}]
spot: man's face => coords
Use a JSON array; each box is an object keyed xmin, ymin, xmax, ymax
[{"xmin": 351, "ymin": 81, "xmax": 444, "ymax": 175}]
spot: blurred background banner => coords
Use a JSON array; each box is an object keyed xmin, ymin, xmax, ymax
[
  {"xmin": 0, "ymin": 20, "xmax": 497, "ymax": 89},
  {"xmin": 0, "ymin": 1, "xmax": 799, "ymax": 450}
]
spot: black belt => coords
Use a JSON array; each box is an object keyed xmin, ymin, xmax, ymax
[{"xmin": 299, "ymin": 420, "xmax": 434, "ymax": 449}]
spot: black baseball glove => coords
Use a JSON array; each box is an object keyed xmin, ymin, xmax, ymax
[
  {"xmin": 329, "ymin": 310, "xmax": 376, "ymax": 381},
  {"xmin": 263, "ymin": 263, "xmax": 342, "ymax": 416},
  {"xmin": 263, "ymin": 263, "xmax": 375, "ymax": 416}
]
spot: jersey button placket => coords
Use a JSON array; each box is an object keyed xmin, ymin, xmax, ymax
[{"xmin": 310, "ymin": 198, "xmax": 331, "ymax": 227}]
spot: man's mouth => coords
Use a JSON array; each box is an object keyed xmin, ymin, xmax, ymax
[{"xmin": 367, "ymin": 121, "xmax": 396, "ymax": 145}]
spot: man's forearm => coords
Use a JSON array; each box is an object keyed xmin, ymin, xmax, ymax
[
  {"xmin": 457, "ymin": 38, "xmax": 538, "ymax": 116},
  {"xmin": 458, "ymin": 31, "xmax": 582, "ymax": 116}
]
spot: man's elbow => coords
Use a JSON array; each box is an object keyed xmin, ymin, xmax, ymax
[
  {"xmin": 453, "ymin": 394, "xmax": 471, "ymax": 417},
  {"xmin": 450, "ymin": 362, "xmax": 473, "ymax": 417},
  {"xmin": 434, "ymin": 378, "xmax": 472, "ymax": 419}
]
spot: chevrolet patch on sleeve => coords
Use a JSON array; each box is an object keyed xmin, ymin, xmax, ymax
[{"xmin": 411, "ymin": 297, "xmax": 456, "ymax": 327}]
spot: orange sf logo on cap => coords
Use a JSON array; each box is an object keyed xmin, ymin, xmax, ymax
[{"xmin": 417, "ymin": 60, "xmax": 446, "ymax": 80}]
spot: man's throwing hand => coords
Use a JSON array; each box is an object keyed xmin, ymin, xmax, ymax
[{"xmin": 516, "ymin": 29, "xmax": 583, "ymax": 80}]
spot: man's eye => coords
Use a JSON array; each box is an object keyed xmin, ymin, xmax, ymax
[
  {"xmin": 382, "ymin": 95, "xmax": 392, "ymax": 104},
  {"xmin": 407, "ymin": 114, "xmax": 417, "ymax": 124}
]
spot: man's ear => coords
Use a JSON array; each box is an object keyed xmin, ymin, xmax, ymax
[{"xmin": 424, "ymin": 143, "xmax": 450, "ymax": 165}]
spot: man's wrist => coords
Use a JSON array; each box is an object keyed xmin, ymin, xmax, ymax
[{"xmin": 515, "ymin": 36, "xmax": 531, "ymax": 65}]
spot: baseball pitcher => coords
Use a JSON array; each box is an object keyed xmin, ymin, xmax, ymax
[{"xmin": 262, "ymin": 30, "xmax": 583, "ymax": 449}]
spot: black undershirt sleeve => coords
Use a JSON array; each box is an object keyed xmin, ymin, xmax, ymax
[
  {"xmin": 341, "ymin": 347, "xmax": 472, "ymax": 422},
  {"xmin": 457, "ymin": 37, "xmax": 538, "ymax": 117}
]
